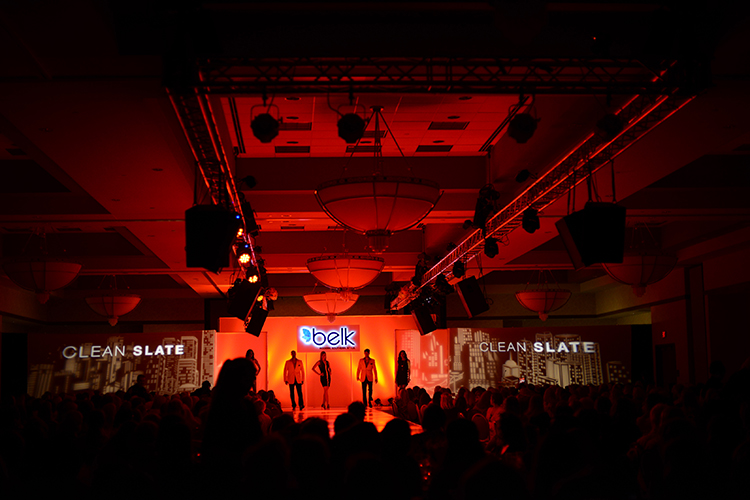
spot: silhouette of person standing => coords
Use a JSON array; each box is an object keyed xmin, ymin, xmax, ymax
[
  {"xmin": 283, "ymin": 350, "xmax": 305, "ymax": 410},
  {"xmin": 245, "ymin": 349, "xmax": 261, "ymax": 393},
  {"xmin": 356, "ymin": 348, "xmax": 378, "ymax": 407}
]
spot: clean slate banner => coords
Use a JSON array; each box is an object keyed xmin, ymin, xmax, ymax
[
  {"xmin": 27, "ymin": 331, "xmax": 215, "ymax": 396},
  {"xmin": 297, "ymin": 324, "xmax": 360, "ymax": 352}
]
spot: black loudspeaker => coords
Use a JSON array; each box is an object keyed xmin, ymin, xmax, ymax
[
  {"xmin": 411, "ymin": 304, "xmax": 437, "ymax": 336},
  {"xmin": 227, "ymin": 280, "xmax": 262, "ymax": 320},
  {"xmin": 456, "ymin": 276, "xmax": 490, "ymax": 318},
  {"xmin": 185, "ymin": 205, "xmax": 241, "ymax": 273},
  {"xmin": 245, "ymin": 306, "xmax": 269, "ymax": 337},
  {"xmin": 555, "ymin": 202, "xmax": 626, "ymax": 270}
]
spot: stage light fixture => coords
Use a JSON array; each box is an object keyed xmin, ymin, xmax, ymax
[
  {"xmin": 522, "ymin": 208, "xmax": 540, "ymax": 233},
  {"xmin": 508, "ymin": 113, "xmax": 539, "ymax": 143},
  {"xmin": 435, "ymin": 274, "xmax": 454, "ymax": 295},
  {"xmin": 338, "ymin": 113, "xmax": 366, "ymax": 143},
  {"xmin": 251, "ymin": 113, "xmax": 279, "ymax": 143},
  {"xmin": 241, "ymin": 175, "xmax": 257, "ymax": 189},
  {"xmin": 484, "ymin": 237, "xmax": 499, "ymax": 258},
  {"xmin": 453, "ymin": 260, "xmax": 465, "ymax": 278},
  {"xmin": 515, "ymin": 169, "xmax": 538, "ymax": 183},
  {"xmin": 247, "ymin": 273, "xmax": 259, "ymax": 283},
  {"xmin": 237, "ymin": 242, "xmax": 252, "ymax": 265},
  {"xmin": 236, "ymin": 228, "xmax": 244, "ymax": 238},
  {"xmin": 473, "ymin": 184, "xmax": 500, "ymax": 229}
]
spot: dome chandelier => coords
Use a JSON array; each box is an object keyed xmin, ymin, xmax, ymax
[
  {"xmin": 85, "ymin": 275, "xmax": 141, "ymax": 326},
  {"xmin": 315, "ymin": 106, "xmax": 442, "ymax": 253},
  {"xmin": 2, "ymin": 229, "xmax": 81, "ymax": 304},
  {"xmin": 515, "ymin": 270, "xmax": 572, "ymax": 321},
  {"xmin": 602, "ymin": 224, "xmax": 677, "ymax": 297},
  {"xmin": 303, "ymin": 289, "xmax": 359, "ymax": 323}
]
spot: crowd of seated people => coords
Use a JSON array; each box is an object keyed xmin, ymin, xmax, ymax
[{"xmin": 2, "ymin": 357, "xmax": 750, "ymax": 499}]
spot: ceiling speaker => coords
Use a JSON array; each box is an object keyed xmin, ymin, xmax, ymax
[{"xmin": 555, "ymin": 202, "xmax": 626, "ymax": 270}]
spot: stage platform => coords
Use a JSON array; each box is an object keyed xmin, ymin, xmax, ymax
[{"xmin": 287, "ymin": 406, "xmax": 422, "ymax": 436}]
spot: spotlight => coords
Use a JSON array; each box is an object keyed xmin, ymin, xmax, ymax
[
  {"xmin": 236, "ymin": 228, "xmax": 244, "ymax": 238},
  {"xmin": 241, "ymin": 175, "xmax": 257, "ymax": 189},
  {"xmin": 251, "ymin": 113, "xmax": 279, "ymax": 143},
  {"xmin": 597, "ymin": 114, "xmax": 624, "ymax": 138},
  {"xmin": 473, "ymin": 184, "xmax": 500, "ymax": 229},
  {"xmin": 337, "ymin": 113, "xmax": 366, "ymax": 143},
  {"xmin": 238, "ymin": 243, "xmax": 251, "ymax": 265},
  {"xmin": 453, "ymin": 260, "xmax": 465, "ymax": 278},
  {"xmin": 522, "ymin": 208, "xmax": 540, "ymax": 233},
  {"xmin": 508, "ymin": 113, "xmax": 538, "ymax": 144},
  {"xmin": 484, "ymin": 237, "xmax": 499, "ymax": 258},
  {"xmin": 515, "ymin": 169, "xmax": 538, "ymax": 183},
  {"xmin": 241, "ymin": 202, "xmax": 260, "ymax": 236}
]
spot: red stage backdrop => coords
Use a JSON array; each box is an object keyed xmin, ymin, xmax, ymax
[
  {"xmin": 218, "ymin": 316, "xmax": 417, "ymax": 408},
  {"xmin": 449, "ymin": 326, "xmax": 632, "ymax": 391},
  {"xmin": 26, "ymin": 331, "xmax": 214, "ymax": 397}
]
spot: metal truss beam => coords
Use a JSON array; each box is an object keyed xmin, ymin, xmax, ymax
[
  {"xmin": 167, "ymin": 89, "xmax": 259, "ymax": 269},
  {"xmin": 391, "ymin": 89, "xmax": 696, "ymax": 310},
  {"xmin": 197, "ymin": 57, "xmax": 679, "ymax": 95}
]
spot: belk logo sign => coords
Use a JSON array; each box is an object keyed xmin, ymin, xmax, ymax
[{"xmin": 298, "ymin": 325, "xmax": 360, "ymax": 352}]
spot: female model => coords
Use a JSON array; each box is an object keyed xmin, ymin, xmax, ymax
[
  {"xmin": 396, "ymin": 350, "xmax": 410, "ymax": 392},
  {"xmin": 245, "ymin": 349, "xmax": 261, "ymax": 393},
  {"xmin": 312, "ymin": 350, "xmax": 332, "ymax": 409}
]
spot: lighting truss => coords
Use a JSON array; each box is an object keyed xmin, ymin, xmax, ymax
[
  {"xmin": 167, "ymin": 90, "xmax": 259, "ymax": 268},
  {"xmin": 196, "ymin": 57, "xmax": 681, "ymax": 95},
  {"xmin": 391, "ymin": 89, "xmax": 697, "ymax": 310}
]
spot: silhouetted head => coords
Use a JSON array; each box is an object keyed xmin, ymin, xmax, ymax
[{"xmin": 399, "ymin": 350, "xmax": 408, "ymax": 361}]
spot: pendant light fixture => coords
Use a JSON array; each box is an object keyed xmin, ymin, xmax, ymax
[
  {"xmin": 315, "ymin": 106, "xmax": 441, "ymax": 253},
  {"xmin": 515, "ymin": 270, "xmax": 572, "ymax": 321}
]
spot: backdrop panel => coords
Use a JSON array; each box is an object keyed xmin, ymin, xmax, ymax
[
  {"xmin": 26, "ymin": 331, "xmax": 215, "ymax": 396},
  {"xmin": 396, "ymin": 329, "xmax": 449, "ymax": 395},
  {"xmin": 218, "ymin": 315, "xmax": 419, "ymax": 408},
  {"xmin": 450, "ymin": 326, "xmax": 632, "ymax": 391}
]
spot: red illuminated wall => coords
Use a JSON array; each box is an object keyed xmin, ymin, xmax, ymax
[{"xmin": 218, "ymin": 315, "xmax": 419, "ymax": 408}]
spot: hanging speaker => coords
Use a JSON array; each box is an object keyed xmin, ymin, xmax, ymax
[
  {"xmin": 555, "ymin": 202, "xmax": 626, "ymax": 270},
  {"xmin": 185, "ymin": 205, "xmax": 241, "ymax": 273},
  {"xmin": 456, "ymin": 276, "xmax": 490, "ymax": 318},
  {"xmin": 411, "ymin": 304, "xmax": 437, "ymax": 336},
  {"xmin": 245, "ymin": 306, "xmax": 269, "ymax": 337},
  {"xmin": 227, "ymin": 280, "xmax": 262, "ymax": 320}
]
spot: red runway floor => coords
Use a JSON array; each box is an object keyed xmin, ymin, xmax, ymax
[{"xmin": 287, "ymin": 406, "xmax": 423, "ymax": 436}]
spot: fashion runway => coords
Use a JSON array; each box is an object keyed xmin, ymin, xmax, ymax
[{"xmin": 288, "ymin": 406, "xmax": 423, "ymax": 436}]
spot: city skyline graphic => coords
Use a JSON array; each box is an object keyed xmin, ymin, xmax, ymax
[
  {"xmin": 450, "ymin": 327, "xmax": 632, "ymax": 391},
  {"xmin": 27, "ymin": 331, "xmax": 215, "ymax": 397},
  {"xmin": 396, "ymin": 329, "xmax": 449, "ymax": 394}
]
